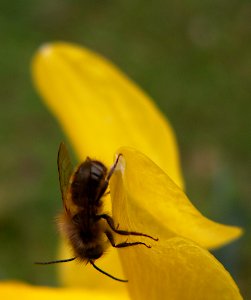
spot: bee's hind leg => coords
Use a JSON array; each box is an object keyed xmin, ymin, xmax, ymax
[
  {"xmin": 98, "ymin": 214, "xmax": 158, "ymax": 241},
  {"xmin": 105, "ymin": 231, "xmax": 151, "ymax": 249}
]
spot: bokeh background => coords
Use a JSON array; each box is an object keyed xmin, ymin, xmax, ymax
[{"xmin": 0, "ymin": 0, "xmax": 250, "ymax": 298}]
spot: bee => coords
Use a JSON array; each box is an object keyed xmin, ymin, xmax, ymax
[{"xmin": 36, "ymin": 143, "xmax": 158, "ymax": 282}]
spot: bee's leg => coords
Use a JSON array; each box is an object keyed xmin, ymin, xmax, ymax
[
  {"xmin": 35, "ymin": 257, "xmax": 76, "ymax": 265},
  {"xmin": 106, "ymin": 153, "xmax": 123, "ymax": 182},
  {"xmin": 105, "ymin": 231, "xmax": 151, "ymax": 249},
  {"xmin": 96, "ymin": 155, "xmax": 122, "ymax": 201},
  {"xmin": 99, "ymin": 214, "xmax": 158, "ymax": 241}
]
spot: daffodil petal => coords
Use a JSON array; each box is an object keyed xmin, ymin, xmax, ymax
[
  {"xmin": 32, "ymin": 42, "xmax": 183, "ymax": 189},
  {"xmin": 111, "ymin": 147, "xmax": 242, "ymax": 249},
  {"xmin": 0, "ymin": 281, "xmax": 130, "ymax": 300},
  {"xmin": 116, "ymin": 238, "xmax": 243, "ymax": 300}
]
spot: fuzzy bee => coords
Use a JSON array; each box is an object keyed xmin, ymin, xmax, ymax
[{"xmin": 36, "ymin": 143, "xmax": 157, "ymax": 282}]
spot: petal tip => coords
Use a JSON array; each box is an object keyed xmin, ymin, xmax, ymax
[
  {"xmin": 39, "ymin": 43, "xmax": 54, "ymax": 56},
  {"xmin": 234, "ymin": 226, "xmax": 244, "ymax": 239}
]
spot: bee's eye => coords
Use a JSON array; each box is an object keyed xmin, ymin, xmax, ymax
[{"xmin": 91, "ymin": 165, "xmax": 103, "ymax": 180}]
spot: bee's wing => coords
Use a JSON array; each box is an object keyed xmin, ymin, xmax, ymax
[{"xmin": 57, "ymin": 142, "xmax": 73, "ymax": 213}]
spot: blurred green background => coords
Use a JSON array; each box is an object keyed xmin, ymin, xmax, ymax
[{"xmin": 0, "ymin": 0, "xmax": 250, "ymax": 298}]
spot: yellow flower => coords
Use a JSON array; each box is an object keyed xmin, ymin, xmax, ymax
[{"xmin": 1, "ymin": 42, "xmax": 243, "ymax": 299}]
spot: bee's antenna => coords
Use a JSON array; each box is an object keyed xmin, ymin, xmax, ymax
[
  {"xmin": 89, "ymin": 260, "xmax": 128, "ymax": 283},
  {"xmin": 35, "ymin": 257, "xmax": 77, "ymax": 265}
]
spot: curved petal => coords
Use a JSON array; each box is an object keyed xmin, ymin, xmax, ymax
[
  {"xmin": 110, "ymin": 149, "xmax": 243, "ymax": 299},
  {"xmin": 0, "ymin": 281, "xmax": 129, "ymax": 300},
  {"xmin": 110, "ymin": 147, "xmax": 242, "ymax": 250},
  {"xmin": 117, "ymin": 238, "xmax": 243, "ymax": 300},
  {"xmin": 32, "ymin": 42, "xmax": 183, "ymax": 289},
  {"xmin": 32, "ymin": 42, "xmax": 183, "ymax": 189}
]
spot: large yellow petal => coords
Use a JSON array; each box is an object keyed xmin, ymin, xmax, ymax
[
  {"xmin": 110, "ymin": 147, "xmax": 242, "ymax": 250},
  {"xmin": 0, "ymin": 281, "xmax": 129, "ymax": 300},
  {"xmin": 110, "ymin": 149, "xmax": 242, "ymax": 299},
  {"xmin": 32, "ymin": 42, "xmax": 183, "ymax": 289},
  {"xmin": 32, "ymin": 42, "xmax": 183, "ymax": 189},
  {"xmin": 116, "ymin": 237, "xmax": 243, "ymax": 300}
]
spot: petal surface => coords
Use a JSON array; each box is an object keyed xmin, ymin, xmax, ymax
[
  {"xmin": 0, "ymin": 281, "xmax": 129, "ymax": 300},
  {"xmin": 110, "ymin": 149, "xmax": 243, "ymax": 299},
  {"xmin": 32, "ymin": 42, "xmax": 183, "ymax": 189},
  {"xmin": 111, "ymin": 147, "xmax": 242, "ymax": 250},
  {"xmin": 116, "ymin": 238, "xmax": 243, "ymax": 300}
]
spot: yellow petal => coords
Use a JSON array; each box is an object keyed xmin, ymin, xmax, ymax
[
  {"xmin": 111, "ymin": 147, "xmax": 242, "ymax": 249},
  {"xmin": 117, "ymin": 238, "xmax": 243, "ymax": 300},
  {"xmin": 32, "ymin": 42, "xmax": 183, "ymax": 189},
  {"xmin": 32, "ymin": 42, "xmax": 184, "ymax": 289},
  {"xmin": 0, "ymin": 281, "xmax": 129, "ymax": 300},
  {"xmin": 110, "ymin": 151, "xmax": 242, "ymax": 299}
]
